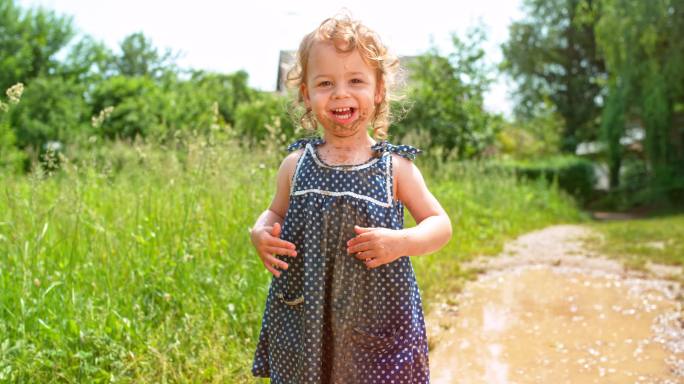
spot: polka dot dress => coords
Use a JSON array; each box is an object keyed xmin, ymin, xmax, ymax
[{"xmin": 252, "ymin": 137, "xmax": 430, "ymax": 383}]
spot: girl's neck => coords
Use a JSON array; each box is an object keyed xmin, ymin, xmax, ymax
[
  {"xmin": 318, "ymin": 132, "xmax": 377, "ymax": 166},
  {"xmin": 321, "ymin": 132, "xmax": 376, "ymax": 151}
]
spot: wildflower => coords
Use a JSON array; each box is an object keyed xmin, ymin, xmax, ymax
[
  {"xmin": 33, "ymin": 278, "xmax": 41, "ymax": 287},
  {"xmin": 6, "ymin": 83, "xmax": 24, "ymax": 104},
  {"xmin": 91, "ymin": 106, "xmax": 114, "ymax": 128},
  {"xmin": 162, "ymin": 292, "xmax": 172, "ymax": 302},
  {"xmin": 210, "ymin": 101, "xmax": 222, "ymax": 131}
]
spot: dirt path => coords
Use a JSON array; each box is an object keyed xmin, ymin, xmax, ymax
[{"xmin": 427, "ymin": 224, "xmax": 684, "ymax": 384}]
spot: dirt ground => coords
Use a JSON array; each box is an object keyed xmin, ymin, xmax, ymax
[{"xmin": 427, "ymin": 224, "xmax": 684, "ymax": 384}]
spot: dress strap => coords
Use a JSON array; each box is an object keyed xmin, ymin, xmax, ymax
[
  {"xmin": 287, "ymin": 137, "xmax": 324, "ymax": 152},
  {"xmin": 371, "ymin": 140, "xmax": 422, "ymax": 161}
]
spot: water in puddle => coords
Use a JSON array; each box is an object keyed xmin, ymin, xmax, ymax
[{"xmin": 429, "ymin": 266, "xmax": 684, "ymax": 384}]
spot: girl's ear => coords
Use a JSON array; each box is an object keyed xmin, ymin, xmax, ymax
[
  {"xmin": 374, "ymin": 79, "xmax": 385, "ymax": 105},
  {"xmin": 301, "ymin": 83, "xmax": 311, "ymax": 108}
]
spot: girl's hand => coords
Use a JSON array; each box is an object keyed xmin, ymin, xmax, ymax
[
  {"xmin": 250, "ymin": 222, "xmax": 297, "ymax": 277},
  {"xmin": 346, "ymin": 225, "xmax": 405, "ymax": 269}
]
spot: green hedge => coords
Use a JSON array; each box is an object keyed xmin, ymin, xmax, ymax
[{"xmin": 486, "ymin": 156, "xmax": 597, "ymax": 203}]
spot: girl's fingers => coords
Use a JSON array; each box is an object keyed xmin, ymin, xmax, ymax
[
  {"xmin": 261, "ymin": 253, "xmax": 289, "ymax": 273},
  {"xmin": 354, "ymin": 250, "xmax": 378, "ymax": 261},
  {"xmin": 271, "ymin": 222, "xmax": 282, "ymax": 237},
  {"xmin": 347, "ymin": 241, "xmax": 373, "ymax": 255},
  {"xmin": 347, "ymin": 232, "xmax": 373, "ymax": 247},
  {"xmin": 364, "ymin": 257, "xmax": 381, "ymax": 269},
  {"xmin": 266, "ymin": 246, "xmax": 297, "ymax": 257},
  {"xmin": 266, "ymin": 236, "xmax": 297, "ymax": 250},
  {"xmin": 263, "ymin": 262, "xmax": 281, "ymax": 277}
]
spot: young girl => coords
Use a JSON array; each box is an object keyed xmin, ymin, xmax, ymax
[{"xmin": 250, "ymin": 14, "xmax": 451, "ymax": 384}]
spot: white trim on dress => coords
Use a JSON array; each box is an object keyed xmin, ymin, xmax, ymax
[
  {"xmin": 288, "ymin": 144, "xmax": 395, "ymax": 208},
  {"xmin": 290, "ymin": 146, "xmax": 308, "ymax": 196},
  {"xmin": 292, "ymin": 188, "xmax": 392, "ymax": 208}
]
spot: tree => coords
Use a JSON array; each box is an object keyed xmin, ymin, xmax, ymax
[
  {"xmin": 394, "ymin": 26, "xmax": 498, "ymax": 160},
  {"xmin": 0, "ymin": 0, "xmax": 74, "ymax": 89},
  {"xmin": 501, "ymin": 0, "xmax": 606, "ymax": 153},
  {"xmin": 595, "ymin": 0, "xmax": 684, "ymax": 191},
  {"xmin": 115, "ymin": 32, "xmax": 177, "ymax": 78},
  {"xmin": 184, "ymin": 70, "xmax": 255, "ymax": 127},
  {"xmin": 57, "ymin": 36, "xmax": 116, "ymax": 83}
]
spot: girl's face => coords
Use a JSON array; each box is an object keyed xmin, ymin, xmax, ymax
[{"xmin": 301, "ymin": 41, "xmax": 383, "ymax": 139}]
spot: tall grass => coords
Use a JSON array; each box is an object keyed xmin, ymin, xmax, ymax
[
  {"xmin": 0, "ymin": 135, "xmax": 584, "ymax": 382},
  {"xmin": 583, "ymin": 214, "xmax": 684, "ymax": 270}
]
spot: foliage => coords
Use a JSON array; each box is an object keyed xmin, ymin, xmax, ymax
[
  {"xmin": 234, "ymin": 91, "xmax": 299, "ymax": 150},
  {"xmin": 501, "ymin": 0, "xmax": 606, "ymax": 153},
  {"xmin": 486, "ymin": 155, "xmax": 598, "ymax": 203},
  {"xmin": 0, "ymin": 0, "xmax": 75, "ymax": 90},
  {"xmin": 184, "ymin": 70, "xmax": 255, "ymax": 127},
  {"xmin": 584, "ymin": 213, "xmax": 684, "ymax": 270},
  {"xmin": 394, "ymin": 26, "xmax": 499, "ymax": 160},
  {"xmin": 594, "ymin": 0, "xmax": 684, "ymax": 195},
  {"xmin": 57, "ymin": 35, "xmax": 116, "ymax": 83},
  {"xmin": 115, "ymin": 32, "xmax": 178, "ymax": 79},
  {"xmin": 494, "ymin": 101, "xmax": 564, "ymax": 159},
  {"xmin": 89, "ymin": 75, "xmax": 167, "ymax": 140},
  {"xmin": 9, "ymin": 76, "xmax": 89, "ymax": 149},
  {"xmin": 0, "ymin": 83, "xmax": 26, "ymax": 172}
]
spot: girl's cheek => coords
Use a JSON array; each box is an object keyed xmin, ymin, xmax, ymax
[{"xmin": 358, "ymin": 106, "xmax": 373, "ymax": 120}]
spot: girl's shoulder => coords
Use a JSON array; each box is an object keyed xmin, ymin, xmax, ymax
[
  {"xmin": 370, "ymin": 140, "xmax": 422, "ymax": 161},
  {"xmin": 286, "ymin": 137, "xmax": 324, "ymax": 153}
]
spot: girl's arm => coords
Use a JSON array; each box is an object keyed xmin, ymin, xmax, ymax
[
  {"xmin": 393, "ymin": 155, "xmax": 452, "ymax": 255},
  {"xmin": 347, "ymin": 155, "xmax": 452, "ymax": 268},
  {"xmin": 250, "ymin": 150, "xmax": 302, "ymax": 276}
]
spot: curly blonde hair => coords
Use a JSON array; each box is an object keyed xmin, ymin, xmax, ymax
[{"xmin": 286, "ymin": 14, "xmax": 400, "ymax": 139}]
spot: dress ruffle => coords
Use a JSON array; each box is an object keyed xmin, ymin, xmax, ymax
[
  {"xmin": 286, "ymin": 137, "xmax": 324, "ymax": 152},
  {"xmin": 370, "ymin": 140, "xmax": 422, "ymax": 161}
]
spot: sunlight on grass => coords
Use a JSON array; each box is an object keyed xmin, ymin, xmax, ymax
[
  {"xmin": 583, "ymin": 215, "xmax": 684, "ymax": 269},
  {"xmin": 0, "ymin": 136, "xmax": 584, "ymax": 382}
]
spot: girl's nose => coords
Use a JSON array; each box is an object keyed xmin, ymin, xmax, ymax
[{"xmin": 331, "ymin": 85, "xmax": 350, "ymax": 99}]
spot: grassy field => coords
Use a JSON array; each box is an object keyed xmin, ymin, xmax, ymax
[
  {"xmin": 0, "ymin": 135, "xmax": 586, "ymax": 383},
  {"xmin": 583, "ymin": 214, "xmax": 684, "ymax": 273}
]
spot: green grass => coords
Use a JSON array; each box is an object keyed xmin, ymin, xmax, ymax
[
  {"xmin": 0, "ymin": 135, "xmax": 585, "ymax": 382},
  {"xmin": 582, "ymin": 214, "xmax": 684, "ymax": 271}
]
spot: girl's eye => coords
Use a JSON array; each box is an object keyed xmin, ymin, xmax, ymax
[
  {"xmin": 318, "ymin": 81, "xmax": 332, "ymax": 87},
  {"xmin": 351, "ymin": 78, "xmax": 364, "ymax": 84}
]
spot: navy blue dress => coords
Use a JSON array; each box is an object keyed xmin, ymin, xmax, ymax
[{"xmin": 252, "ymin": 138, "xmax": 430, "ymax": 383}]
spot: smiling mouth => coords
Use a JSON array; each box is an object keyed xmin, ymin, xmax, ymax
[{"xmin": 329, "ymin": 107, "xmax": 356, "ymax": 122}]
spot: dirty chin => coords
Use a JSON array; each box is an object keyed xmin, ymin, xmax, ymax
[{"xmin": 322, "ymin": 117, "xmax": 365, "ymax": 137}]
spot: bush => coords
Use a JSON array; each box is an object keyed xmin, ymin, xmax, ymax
[
  {"xmin": 89, "ymin": 75, "xmax": 167, "ymax": 140},
  {"xmin": 494, "ymin": 106, "xmax": 564, "ymax": 159},
  {"xmin": 487, "ymin": 156, "xmax": 597, "ymax": 203},
  {"xmin": 234, "ymin": 92, "xmax": 299, "ymax": 149},
  {"xmin": 10, "ymin": 76, "xmax": 90, "ymax": 149}
]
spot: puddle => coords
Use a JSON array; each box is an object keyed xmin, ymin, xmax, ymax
[{"xmin": 428, "ymin": 265, "xmax": 684, "ymax": 384}]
